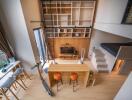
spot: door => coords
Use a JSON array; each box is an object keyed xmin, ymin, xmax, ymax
[{"xmin": 33, "ymin": 28, "xmax": 47, "ymax": 63}]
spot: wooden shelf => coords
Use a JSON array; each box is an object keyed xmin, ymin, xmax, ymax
[
  {"xmin": 41, "ymin": 0, "xmax": 96, "ymax": 38},
  {"xmin": 45, "ymin": 20, "xmax": 91, "ymax": 22},
  {"xmin": 72, "ymin": 7, "xmax": 94, "ymax": 9},
  {"xmin": 43, "ymin": 7, "xmax": 94, "ymax": 9},
  {"xmin": 45, "ymin": 14, "xmax": 71, "ymax": 15},
  {"xmin": 46, "ymin": 27, "xmax": 91, "ymax": 38},
  {"xmin": 48, "ymin": 37, "xmax": 89, "ymax": 39}
]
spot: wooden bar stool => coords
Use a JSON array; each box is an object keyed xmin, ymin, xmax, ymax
[
  {"xmin": 12, "ymin": 68, "xmax": 28, "ymax": 89},
  {"xmin": 0, "ymin": 77, "xmax": 19, "ymax": 100},
  {"xmin": 69, "ymin": 72, "xmax": 78, "ymax": 92},
  {"xmin": 0, "ymin": 72, "xmax": 27, "ymax": 100},
  {"xmin": 53, "ymin": 72, "xmax": 63, "ymax": 92}
]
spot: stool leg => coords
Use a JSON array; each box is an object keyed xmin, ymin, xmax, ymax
[
  {"xmin": 12, "ymin": 84, "xmax": 17, "ymax": 90},
  {"xmin": 57, "ymin": 80, "xmax": 59, "ymax": 92},
  {"xmin": 23, "ymin": 70, "xmax": 31, "ymax": 80},
  {"xmin": 69, "ymin": 79, "xmax": 71, "ymax": 85},
  {"xmin": 1, "ymin": 89, "xmax": 9, "ymax": 100},
  {"xmin": 15, "ymin": 80, "xmax": 26, "ymax": 90},
  {"xmin": 61, "ymin": 79, "xmax": 63, "ymax": 85},
  {"xmin": 22, "ymin": 72, "xmax": 27, "ymax": 81},
  {"xmin": 20, "ymin": 79, "xmax": 27, "ymax": 88},
  {"xmin": 73, "ymin": 81, "xmax": 75, "ymax": 92},
  {"xmin": 8, "ymin": 88, "xmax": 19, "ymax": 100},
  {"xmin": 14, "ymin": 82, "xmax": 17, "ymax": 89},
  {"xmin": 76, "ymin": 79, "xmax": 78, "ymax": 85},
  {"xmin": 92, "ymin": 79, "xmax": 95, "ymax": 87}
]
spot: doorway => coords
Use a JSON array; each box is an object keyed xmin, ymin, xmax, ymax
[
  {"xmin": 113, "ymin": 59, "xmax": 125, "ymax": 74},
  {"xmin": 33, "ymin": 28, "xmax": 47, "ymax": 64}
]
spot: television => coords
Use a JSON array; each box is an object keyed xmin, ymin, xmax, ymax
[{"xmin": 60, "ymin": 47, "xmax": 75, "ymax": 54}]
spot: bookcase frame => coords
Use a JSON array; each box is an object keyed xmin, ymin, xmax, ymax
[{"xmin": 41, "ymin": 0, "xmax": 96, "ymax": 38}]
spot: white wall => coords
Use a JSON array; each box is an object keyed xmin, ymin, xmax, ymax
[
  {"xmin": 94, "ymin": 0, "xmax": 132, "ymax": 39},
  {"xmin": 89, "ymin": 29, "xmax": 131, "ymax": 58},
  {"xmin": 114, "ymin": 72, "xmax": 132, "ymax": 100},
  {"xmin": 20, "ymin": 0, "xmax": 41, "ymax": 62},
  {"xmin": 0, "ymin": 0, "xmax": 36, "ymax": 72}
]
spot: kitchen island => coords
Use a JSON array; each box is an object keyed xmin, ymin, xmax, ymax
[{"xmin": 48, "ymin": 64, "xmax": 90, "ymax": 88}]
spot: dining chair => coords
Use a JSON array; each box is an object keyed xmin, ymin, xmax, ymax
[
  {"xmin": 0, "ymin": 68, "xmax": 28, "ymax": 100},
  {"xmin": 0, "ymin": 73, "xmax": 19, "ymax": 100},
  {"xmin": 12, "ymin": 68, "xmax": 27, "ymax": 89}
]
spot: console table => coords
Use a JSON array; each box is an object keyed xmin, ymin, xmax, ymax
[
  {"xmin": 48, "ymin": 64, "xmax": 90, "ymax": 88},
  {"xmin": 59, "ymin": 54, "xmax": 79, "ymax": 59}
]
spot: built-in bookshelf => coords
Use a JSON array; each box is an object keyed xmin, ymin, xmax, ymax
[
  {"xmin": 45, "ymin": 27, "xmax": 92, "ymax": 38},
  {"xmin": 40, "ymin": 0, "xmax": 96, "ymax": 38}
]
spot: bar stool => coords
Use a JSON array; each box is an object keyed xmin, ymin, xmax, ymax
[
  {"xmin": 53, "ymin": 72, "xmax": 63, "ymax": 92},
  {"xmin": 0, "ymin": 71, "xmax": 26, "ymax": 100},
  {"xmin": 12, "ymin": 68, "xmax": 27, "ymax": 89},
  {"xmin": 69, "ymin": 72, "xmax": 78, "ymax": 92},
  {"xmin": 16, "ymin": 66, "xmax": 31, "ymax": 80},
  {"xmin": 0, "ymin": 77, "xmax": 19, "ymax": 100}
]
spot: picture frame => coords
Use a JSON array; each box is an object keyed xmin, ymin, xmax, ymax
[{"xmin": 121, "ymin": 0, "xmax": 132, "ymax": 24}]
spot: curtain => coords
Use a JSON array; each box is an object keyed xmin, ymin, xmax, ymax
[{"xmin": 0, "ymin": 22, "xmax": 14, "ymax": 58}]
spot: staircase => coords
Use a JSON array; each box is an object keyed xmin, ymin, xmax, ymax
[{"xmin": 91, "ymin": 49, "xmax": 109, "ymax": 73}]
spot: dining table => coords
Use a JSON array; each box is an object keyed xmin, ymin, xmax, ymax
[{"xmin": 0, "ymin": 61, "xmax": 21, "ymax": 80}]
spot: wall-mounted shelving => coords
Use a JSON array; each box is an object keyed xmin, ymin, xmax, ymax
[
  {"xmin": 45, "ymin": 27, "xmax": 91, "ymax": 38},
  {"xmin": 41, "ymin": 0, "xmax": 96, "ymax": 38}
]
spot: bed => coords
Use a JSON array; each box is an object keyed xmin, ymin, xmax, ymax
[{"xmin": 101, "ymin": 42, "xmax": 132, "ymax": 57}]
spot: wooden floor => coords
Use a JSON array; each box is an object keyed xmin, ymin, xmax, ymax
[
  {"xmin": 21, "ymin": 59, "xmax": 127, "ymax": 100},
  {"xmin": 1, "ymin": 59, "xmax": 126, "ymax": 100}
]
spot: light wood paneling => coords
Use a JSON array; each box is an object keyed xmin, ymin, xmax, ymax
[
  {"xmin": 48, "ymin": 64, "xmax": 90, "ymax": 87},
  {"xmin": 117, "ymin": 46, "xmax": 132, "ymax": 59},
  {"xmin": 48, "ymin": 38, "xmax": 90, "ymax": 58},
  {"xmin": 22, "ymin": 73, "xmax": 126, "ymax": 100},
  {"xmin": 48, "ymin": 64, "xmax": 89, "ymax": 72},
  {"xmin": 21, "ymin": 60, "xmax": 127, "ymax": 100}
]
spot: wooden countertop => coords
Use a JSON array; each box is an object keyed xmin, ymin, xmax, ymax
[{"xmin": 48, "ymin": 64, "xmax": 89, "ymax": 72}]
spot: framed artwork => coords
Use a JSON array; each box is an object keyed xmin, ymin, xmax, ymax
[{"xmin": 122, "ymin": 0, "xmax": 132, "ymax": 24}]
